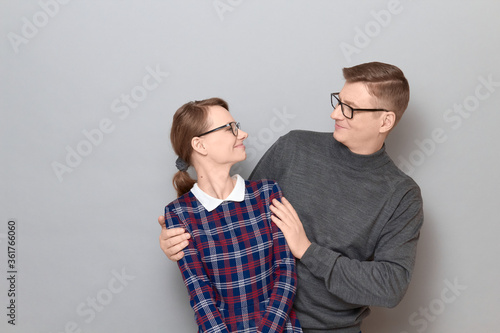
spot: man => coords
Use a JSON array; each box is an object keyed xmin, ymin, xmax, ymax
[{"xmin": 159, "ymin": 62, "xmax": 424, "ymax": 332}]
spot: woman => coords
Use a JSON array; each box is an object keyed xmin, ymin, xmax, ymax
[{"xmin": 164, "ymin": 98, "xmax": 302, "ymax": 332}]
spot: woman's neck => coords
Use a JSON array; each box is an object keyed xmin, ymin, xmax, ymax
[{"xmin": 195, "ymin": 165, "xmax": 236, "ymax": 199}]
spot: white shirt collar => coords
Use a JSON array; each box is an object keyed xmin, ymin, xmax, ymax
[{"xmin": 191, "ymin": 174, "xmax": 245, "ymax": 212}]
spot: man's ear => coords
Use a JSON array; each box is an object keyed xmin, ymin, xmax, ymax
[
  {"xmin": 380, "ymin": 112, "xmax": 396, "ymax": 134},
  {"xmin": 191, "ymin": 137, "xmax": 207, "ymax": 155}
]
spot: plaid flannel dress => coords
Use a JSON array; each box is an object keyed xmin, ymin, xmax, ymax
[{"xmin": 165, "ymin": 179, "xmax": 302, "ymax": 333}]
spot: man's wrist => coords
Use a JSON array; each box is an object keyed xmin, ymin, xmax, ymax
[{"xmin": 295, "ymin": 240, "xmax": 312, "ymax": 260}]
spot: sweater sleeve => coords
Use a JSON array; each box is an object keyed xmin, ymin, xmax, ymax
[
  {"xmin": 300, "ymin": 185, "xmax": 424, "ymax": 308},
  {"xmin": 258, "ymin": 183, "xmax": 298, "ymax": 332},
  {"xmin": 165, "ymin": 207, "xmax": 230, "ymax": 332}
]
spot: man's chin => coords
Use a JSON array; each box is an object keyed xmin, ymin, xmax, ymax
[{"xmin": 333, "ymin": 131, "xmax": 343, "ymax": 142}]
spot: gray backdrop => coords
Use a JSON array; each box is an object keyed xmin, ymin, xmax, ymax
[{"xmin": 1, "ymin": 1, "xmax": 499, "ymax": 332}]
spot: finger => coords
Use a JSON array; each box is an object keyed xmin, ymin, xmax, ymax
[
  {"xmin": 271, "ymin": 198, "xmax": 294, "ymax": 221},
  {"xmin": 166, "ymin": 240, "xmax": 190, "ymax": 258},
  {"xmin": 159, "ymin": 233, "xmax": 189, "ymax": 259},
  {"xmin": 281, "ymin": 197, "xmax": 300, "ymax": 220},
  {"xmin": 271, "ymin": 198, "xmax": 285, "ymax": 210},
  {"xmin": 158, "ymin": 215, "xmax": 167, "ymax": 229},
  {"xmin": 163, "ymin": 227, "xmax": 189, "ymax": 239},
  {"xmin": 270, "ymin": 203, "xmax": 290, "ymax": 225},
  {"xmin": 269, "ymin": 202, "xmax": 280, "ymax": 215},
  {"xmin": 169, "ymin": 251, "xmax": 185, "ymax": 261},
  {"xmin": 271, "ymin": 199, "xmax": 290, "ymax": 215},
  {"xmin": 164, "ymin": 232, "xmax": 190, "ymax": 248},
  {"xmin": 270, "ymin": 215, "xmax": 285, "ymax": 230}
]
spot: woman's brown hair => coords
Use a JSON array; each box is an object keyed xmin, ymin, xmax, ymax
[{"xmin": 170, "ymin": 97, "xmax": 229, "ymax": 197}]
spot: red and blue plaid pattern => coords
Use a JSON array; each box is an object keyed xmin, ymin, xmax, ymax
[{"xmin": 165, "ymin": 179, "xmax": 302, "ymax": 332}]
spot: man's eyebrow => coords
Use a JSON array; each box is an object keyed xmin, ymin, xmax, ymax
[{"xmin": 339, "ymin": 94, "xmax": 358, "ymax": 107}]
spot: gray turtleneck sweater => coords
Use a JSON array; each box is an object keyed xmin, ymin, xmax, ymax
[{"xmin": 249, "ymin": 130, "xmax": 424, "ymax": 333}]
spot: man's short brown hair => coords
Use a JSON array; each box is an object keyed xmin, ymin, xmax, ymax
[{"xmin": 343, "ymin": 62, "xmax": 410, "ymax": 125}]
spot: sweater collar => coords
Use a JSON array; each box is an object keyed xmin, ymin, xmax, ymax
[
  {"xmin": 331, "ymin": 136, "xmax": 391, "ymax": 171},
  {"xmin": 191, "ymin": 174, "xmax": 245, "ymax": 212}
]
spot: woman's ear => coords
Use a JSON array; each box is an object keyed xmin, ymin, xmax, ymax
[
  {"xmin": 191, "ymin": 137, "xmax": 207, "ymax": 155},
  {"xmin": 380, "ymin": 112, "xmax": 396, "ymax": 134}
]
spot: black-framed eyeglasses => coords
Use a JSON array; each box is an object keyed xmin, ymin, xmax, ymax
[
  {"xmin": 197, "ymin": 121, "xmax": 240, "ymax": 137},
  {"xmin": 331, "ymin": 92, "xmax": 390, "ymax": 119}
]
